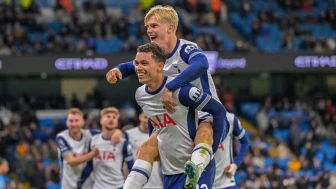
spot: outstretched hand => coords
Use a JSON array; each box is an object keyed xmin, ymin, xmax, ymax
[{"xmin": 106, "ymin": 68, "xmax": 122, "ymax": 84}]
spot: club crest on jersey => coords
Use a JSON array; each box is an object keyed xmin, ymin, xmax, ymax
[
  {"xmin": 189, "ymin": 87, "xmax": 203, "ymax": 103},
  {"xmin": 184, "ymin": 45, "xmax": 198, "ymax": 54},
  {"xmin": 149, "ymin": 113, "xmax": 177, "ymax": 129}
]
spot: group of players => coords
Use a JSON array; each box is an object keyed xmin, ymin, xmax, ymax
[{"xmin": 56, "ymin": 5, "xmax": 249, "ymax": 189}]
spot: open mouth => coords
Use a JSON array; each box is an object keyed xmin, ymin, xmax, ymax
[{"xmin": 150, "ymin": 36, "xmax": 157, "ymax": 42}]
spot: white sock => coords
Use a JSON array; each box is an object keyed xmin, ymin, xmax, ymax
[
  {"xmin": 123, "ymin": 159, "xmax": 152, "ymax": 189},
  {"xmin": 191, "ymin": 143, "xmax": 213, "ymax": 172}
]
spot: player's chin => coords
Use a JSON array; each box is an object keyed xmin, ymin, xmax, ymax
[
  {"xmin": 105, "ymin": 126, "xmax": 116, "ymax": 131},
  {"xmin": 138, "ymin": 77, "xmax": 147, "ymax": 84}
]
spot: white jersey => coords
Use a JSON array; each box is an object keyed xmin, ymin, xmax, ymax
[
  {"xmin": 159, "ymin": 39, "xmax": 219, "ymax": 119},
  {"xmin": 125, "ymin": 127, "xmax": 163, "ymax": 189},
  {"xmin": 213, "ymin": 113, "xmax": 246, "ymax": 188},
  {"xmin": 136, "ymin": 77, "xmax": 215, "ymax": 175},
  {"xmin": 56, "ymin": 129, "xmax": 99, "ymax": 189},
  {"xmin": 89, "ymin": 133, "xmax": 133, "ymax": 189}
]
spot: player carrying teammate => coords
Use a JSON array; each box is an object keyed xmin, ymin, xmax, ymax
[
  {"xmin": 124, "ymin": 43, "xmax": 228, "ymax": 189},
  {"xmin": 106, "ymin": 5, "xmax": 224, "ymax": 188}
]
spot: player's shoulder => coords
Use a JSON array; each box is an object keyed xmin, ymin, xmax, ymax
[
  {"xmin": 179, "ymin": 39, "xmax": 198, "ymax": 47},
  {"xmin": 179, "ymin": 39, "xmax": 200, "ymax": 53},
  {"xmin": 56, "ymin": 129, "xmax": 69, "ymax": 139},
  {"xmin": 135, "ymin": 85, "xmax": 147, "ymax": 97},
  {"xmin": 125, "ymin": 127, "xmax": 138, "ymax": 135},
  {"xmin": 91, "ymin": 132, "xmax": 101, "ymax": 139}
]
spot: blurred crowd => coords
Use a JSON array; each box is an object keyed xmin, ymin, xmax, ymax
[
  {"xmin": 238, "ymin": 97, "xmax": 336, "ymax": 188},
  {"xmin": 0, "ymin": 87, "xmax": 336, "ymax": 188},
  {"xmin": 0, "ymin": 0, "xmax": 228, "ymax": 56},
  {"xmin": 227, "ymin": 0, "xmax": 336, "ymax": 52}
]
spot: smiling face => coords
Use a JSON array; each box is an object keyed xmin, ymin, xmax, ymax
[
  {"xmin": 134, "ymin": 51, "xmax": 164, "ymax": 85},
  {"xmin": 144, "ymin": 5, "xmax": 178, "ymax": 53},
  {"xmin": 66, "ymin": 113, "xmax": 85, "ymax": 136},
  {"xmin": 146, "ymin": 15, "xmax": 172, "ymax": 48}
]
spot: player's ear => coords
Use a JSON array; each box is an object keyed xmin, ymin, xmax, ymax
[
  {"xmin": 167, "ymin": 24, "xmax": 174, "ymax": 34},
  {"xmin": 158, "ymin": 62, "xmax": 164, "ymax": 71}
]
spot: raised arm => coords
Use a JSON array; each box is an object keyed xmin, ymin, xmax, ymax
[
  {"xmin": 106, "ymin": 61, "xmax": 135, "ymax": 83},
  {"xmin": 166, "ymin": 44, "xmax": 209, "ymax": 91},
  {"xmin": 163, "ymin": 44, "xmax": 209, "ymax": 113}
]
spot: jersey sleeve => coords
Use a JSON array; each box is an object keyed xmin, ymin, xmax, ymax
[
  {"xmin": 115, "ymin": 61, "xmax": 136, "ymax": 79},
  {"xmin": 165, "ymin": 44, "xmax": 208, "ymax": 92},
  {"xmin": 180, "ymin": 44, "xmax": 203, "ymax": 64},
  {"xmin": 232, "ymin": 116, "xmax": 246, "ymax": 140},
  {"xmin": 177, "ymin": 84, "xmax": 211, "ymax": 110},
  {"xmin": 122, "ymin": 140, "xmax": 134, "ymax": 171},
  {"xmin": 56, "ymin": 135, "xmax": 73, "ymax": 156},
  {"xmin": 89, "ymin": 129, "xmax": 101, "ymax": 136},
  {"xmin": 177, "ymin": 84, "xmax": 228, "ymax": 153},
  {"xmin": 231, "ymin": 115, "xmax": 249, "ymax": 167}
]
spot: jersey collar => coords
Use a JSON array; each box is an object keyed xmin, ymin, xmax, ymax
[
  {"xmin": 145, "ymin": 76, "xmax": 168, "ymax": 95},
  {"xmin": 166, "ymin": 39, "xmax": 180, "ymax": 59}
]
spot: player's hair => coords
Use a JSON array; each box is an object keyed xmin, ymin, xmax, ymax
[
  {"xmin": 144, "ymin": 5, "xmax": 179, "ymax": 33},
  {"xmin": 67, "ymin": 108, "xmax": 83, "ymax": 116},
  {"xmin": 137, "ymin": 43, "xmax": 166, "ymax": 64},
  {"xmin": 100, "ymin": 107, "xmax": 120, "ymax": 117}
]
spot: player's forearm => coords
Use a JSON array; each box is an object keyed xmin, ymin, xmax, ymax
[
  {"xmin": 115, "ymin": 61, "xmax": 135, "ymax": 79},
  {"xmin": 234, "ymin": 135, "xmax": 249, "ymax": 167},
  {"xmin": 68, "ymin": 152, "xmax": 96, "ymax": 167},
  {"xmin": 166, "ymin": 54, "xmax": 208, "ymax": 91}
]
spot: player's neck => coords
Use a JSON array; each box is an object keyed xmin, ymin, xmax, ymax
[
  {"xmin": 166, "ymin": 36, "xmax": 178, "ymax": 56},
  {"xmin": 139, "ymin": 124, "xmax": 148, "ymax": 133},
  {"xmin": 102, "ymin": 129, "xmax": 114, "ymax": 139},
  {"xmin": 69, "ymin": 131, "xmax": 82, "ymax": 141},
  {"xmin": 147, "ymin": 74, "xmax": 165, "ymax": 92}
]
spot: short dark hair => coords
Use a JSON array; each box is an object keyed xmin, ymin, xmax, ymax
[{"xmin": 137, "ymin": 43, "xmax": 166, "ymax": 64}]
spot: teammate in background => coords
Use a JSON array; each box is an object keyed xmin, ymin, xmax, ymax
[
  {"xmin": 125, "ymin": 112, "xmax": 163, "ymax": 189},
  {"xmin": 0, "ymin": 158, "xmax": 9, "ymax": 189},
  {"xmin": 56, "ymin": 108, "xmax": 100, "ymax": 189},
  {"xmin": 213, "ymin": 112, "xmax": 249, "ymax": 189},
  {"xmin": 106, "ymin": 5, "xmax": 223, "ymax": 188},
  {"xmin": 124, "ymin": 43, "xmax": 228, "ymax": 189},
  {"xmin": 78, "ymin": 107, "xmax": 134, "ymax": 189}
]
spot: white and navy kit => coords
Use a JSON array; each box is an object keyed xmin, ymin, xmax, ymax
[
  {"xmin": 136, "ymin": 76, "xmax": 228, "ymax": 189},
  {"xmin": 56, "ymin": 129, "xmax": 100, "ymax": 189},
  {"xmin": 79, "ymin": 133, "xmax": 133, "ymax": 189},
  {"xmin": 213, "ymin": 112, "xmax": 248, "ymax": 189},
  {"xmin": 125, "ymin": 127, "xmax": 163, "ymax": 189},
  {"xmin": 117, "ymin": 38, "xmax": 219, "ymax": 120}
]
